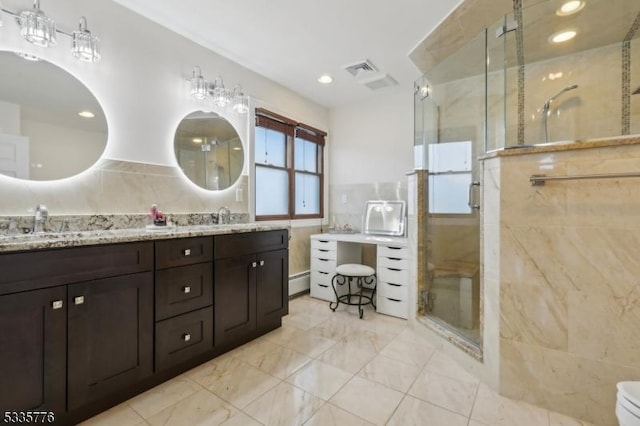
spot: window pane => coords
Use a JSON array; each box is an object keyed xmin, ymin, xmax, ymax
[
  {"xmin": 294, "ymin": 138, "xmax": 317, "ymax": 172},
  {"xmin": 256, "ymin": 166, "xmax": 288, "ymax": 216},
  {"xmin": 295, "ymin": 173, "xmax": 320, "ymax": 215},
  {"xmin": 255, "ymin": 127, "xmax": 286, "ymax": 167},
  {"xmin": 428, "ymin": 141, "xmax": 472, "ymax": 172},
  {"xmin": 428, "ymin": 172, "xmax": 472, "ymax": 214}
]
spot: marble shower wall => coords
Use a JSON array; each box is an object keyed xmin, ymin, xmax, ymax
[
  {"xmin": 484, "ymin": 144, "xmax": 640, "ymax": 425},
  {"xmin": 0, "ymin": 159, "xmax": 248, "ymax": 216}
]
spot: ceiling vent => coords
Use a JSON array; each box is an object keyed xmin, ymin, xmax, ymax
[
  {"xmin": 344, "ymin": 59, "xmax": 378, "ymax": 78},
  {"xmin": 343, "ymin": 59, "xmax": 398, "ymax": 91}
]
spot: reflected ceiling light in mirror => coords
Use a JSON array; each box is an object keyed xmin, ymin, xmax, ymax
[
  {"xmin": 187, "ymin": 66, "xmax": 249, "ymax": 114},
  {"xmin": 192, "ymin": 138, "xmax": 203, "ymax": 144},
  {"xmin": 557, "ymin": 1, "xmax": 585, "ymax": 16},
  {"xmin": 78, "ymin": 110, "xmax": 95, "ymax": 118},
  {"xmin": 317, "ymin": 74, "xmax": 333, "ymax": 84},
  {"xmin": 549, "ymin": 30, "xmax": 576, "ymax": 43},
  {"xmin": 0, "ymin": 0, "xmax": 101, "ymax": 62},
  {"xmin": 15, "ymin": 51, "xmax": 40, "ymax": 61}
]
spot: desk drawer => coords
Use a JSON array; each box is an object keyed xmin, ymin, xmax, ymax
[
  {"xmin": 156, "ymin": 237, "xmax": 213, "ymax": 269},
  {"xmin": 376, "ymin": 295, "xmax": 408, "ymax": 319},
  {"xmin": 311, "ymin": 239, "xmax": 336, "ymax": 251},
  {"xmin": 311, "ymin": 248, "xmax": 336, "ymax": 260},
  {"xmin": 378, "ymin": 266, "xmax": 408, "ymax": 285},
  {"xmin": 378, "ymin": 245, "xmax": 410, "ymax": 259},
  {"xmin": 311, "ymin": 270, "xmax": 333, "ymax": 287},
  {"xmin": 377, "ymin": 281, "xmax": 407, "ymax": 300},
  {"xmin": 378, "ymin": 256, "xmax": 409, "ymax": 270},
  {"xmin": 310, "ymin": 280, "xmax": 335, "ymax": 301},
  {"xmin": 156, "ymin": 263, "xmax": 213, "ymax": 320},
  {"xmin": 311, "ymin": 257, "xmax": 336, "ymax": 274}
]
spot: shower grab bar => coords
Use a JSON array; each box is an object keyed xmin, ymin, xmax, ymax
[{"xmin": 530, "ymin": 172, "xmax": 640, "ymax": 186}]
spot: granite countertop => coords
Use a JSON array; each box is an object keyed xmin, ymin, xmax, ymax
[
  {"xmin": 0, "ymin": 223, "xmax": 288, "ymax": 253},
  {"xmin": 480, "ymin": 135, "xmax": 640, "ymax": 160}
]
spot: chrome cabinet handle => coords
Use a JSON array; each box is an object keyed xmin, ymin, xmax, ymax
[
  {"xmin": 74, "ymin": 296, "xmax": 85, "ymax": 305},
  {"xmin": 259, "ymin": 260, "xmax": 265, "ymax": 266},
  {"xmin": 182, "ymin": 333, "xmax": 191, "ymax": 342},
  {"xmin": 52, "ymin": 300, "xmax": 63, "ymax": 310},
  {"xmin": 251, "ymin": 262, "xmax": 257, "ymax": 268},
  {"xmin": 467, "ymin": 181, "xmax": 480, "ymax": 210},
  {"xmin": 183, "ymin": 249, "xmax": 191, "ymax": 256},
  {"xmin": 182, "ymin": 286, "xmax": 191, "ymax": 294}
]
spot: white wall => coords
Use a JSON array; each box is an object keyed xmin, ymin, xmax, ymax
[
  {"xmin": 0, "ymin": 0, "xmax": 328, "ymax": 216},
  {"xmin": 329, "ymin": 90, "xmax": 414, "ymax": 185},
  {"xmin": 0, "ymin": 101, "xmax": 20, "ymax": 135}
]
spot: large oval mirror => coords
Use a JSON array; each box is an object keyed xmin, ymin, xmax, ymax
[
  {"xmin": 0, "ymin": 51, "xmax": 107, "ymax": 181},
  {"xmin": 174, "ymin": 111, "xmax": 244, "ymax": 190}
]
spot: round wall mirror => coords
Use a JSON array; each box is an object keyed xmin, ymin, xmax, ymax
[
  {"xmin": 174, "ymin": 111, "xmax": 244, "ymax": 190},
  {"xmin": 0, "ymin": 51, "xmax": 108, "ymax": 181}
]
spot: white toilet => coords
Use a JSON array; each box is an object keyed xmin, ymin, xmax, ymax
[{"xmin": 617, "ymin": 382, "xmax": 640, "ymax": 425}]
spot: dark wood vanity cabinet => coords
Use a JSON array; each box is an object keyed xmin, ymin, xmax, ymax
[
  {"xmin": 0, "ymin": 286, "xmax": 66, "ymax": 414},
  {"xmin": 214, "ymin": 230, "xmax": 289, "ymax": 349},
  {"xmin": 0, "ymin": 229, "xmax": 288, "ymax": 424}
]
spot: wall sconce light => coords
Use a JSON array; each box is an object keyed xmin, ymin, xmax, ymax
[
  {"xmin": 188, "ymin": 66, "xmax": 249, "ymax": 114},
  {"xmin": 0, "ymin": 0, "xmax": 101, "ymax": 62}
]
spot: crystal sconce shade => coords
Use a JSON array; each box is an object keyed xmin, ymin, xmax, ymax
[
  {"xmin": 188, "ymin": 67, "xmax": 249, "ymax": 114},
  {"xmin": 0, "ymin": 0, "xmax": 101, "ymax": 62},
  {"xmin": 72, "ymin": 17, "xmax": 100, "ymax": 62},
  {"xmin": 19, "ymin": 0, "xmax": 56, "ymax": 47}
]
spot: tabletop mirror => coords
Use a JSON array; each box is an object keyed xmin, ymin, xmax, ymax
[{"xmin": 363, "ymin": 200, "xmax": 406, "ymax": 236}]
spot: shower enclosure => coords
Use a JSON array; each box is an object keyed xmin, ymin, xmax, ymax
[{"xmin": 414, "ymin": 0, "xmax": 640, "ymax": 351}]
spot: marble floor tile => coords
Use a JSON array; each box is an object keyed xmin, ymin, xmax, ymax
[
  {"xmin": 286, "ymin": 359, "xmax": 353, "ymax": 400},
  {"xmin": 358, "ymin": 354, "xmax": 422, "ymax": 393},
  {"xmin": 228, "ymin": 338, "xmax": 281, "ymax": 363},
  {"xmin": 303, "ymin": 403, "xmax": 374, "ymax": 426},
  {"xmin": 282, "ymin": 311, "xmax": 331, "ymax": 330},
  {"xmin": 309, "ymin": 317, "xmax": 358, "ymax": 341},
  {"xmin": 471, "ymin": 383, "xmax": 550, "ymax": 426},
  {"xmin": 316, "ymin": 341, "xmax": 377, "ymax": 374},
  {"xmin": 396, "ymin": 327, "xmax": 439, "ymax": 348},
  {"xmin": 244, "ymin": 345, "xmax": 312, "ymax": 379},
  {"xmin": 425, "ymin": 350, "xmax": 480, "ymax": 384},
  {"xmin": 261, "ymin": 324, "xmax": 305, "ymax": 346},
  {"xmin": 243, "ymin": 382, "xmax": 324, "ymax": 426},
  {"xmin": 339, "ymin": 328, "xmax": 395, "ymax": 353},
  {"xmin": 380, "ymin": 337, "xmax": 435, "ymax": 368},
  {"xmin": 127, "ymin": 375, "xmax": 201, "ymax": 419},
  {"xmin": 220, "ymin": 411, "xmax": 263, "ymax": 426},
  {"xmin": 146, "ymin": 388, "xmax": 237, "ymax": 426},
  {"xmin": 187, "ymin": 356, "xmax": 280, "ymax": 408},
  {"xmin": 282, "ymin": 332, "xmax": 338, "ymax": 358},
  {"xmin": 329, "ymin": 376, "xmax": 404, "ymax": 426},
  {"xmin": 408, "ymin": 369, "xmax": 479, "ymax": 416},
  {"xmin": 387, "ymin": 395, "xmax": 469, "ymax": 426},
  {"xmin": 81, "ymin": 402, "xmax": 145, "ymax": 426}
]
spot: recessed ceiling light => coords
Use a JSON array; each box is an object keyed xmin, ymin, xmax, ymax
[
  {"xmin": 78, "ymin": 110, "xmax": 95, "ymax": 118},
  {"xmin": 549, "ymin": 30, "xmax": 577, "ymax": 44},
  {"xmin": 192, "ymin": 138, "xmax": 203, "ymax": 144},
  {"xmin": 317, "ymin": 74, "xmax": 333, "ymax": 84},
  {"xmin": 557, "ymin": 1, "xmax": 585, "ymax": 16}
]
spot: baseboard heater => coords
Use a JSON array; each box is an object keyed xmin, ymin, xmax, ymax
[{"xmin": 288, "ymin": 270, "xmax": 310, "ymax": 297}]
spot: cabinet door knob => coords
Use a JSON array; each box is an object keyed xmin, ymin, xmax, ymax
[
  {"xmin": 183, "ymin": 249, "xmax": 191, "ymax": 256},
  {"xmin": 251, "ymin": 262, "xmax": 257, "ymax": 268},
  {"xmin": 259, "ymin": 260, "xmax": 265, "ymax": 266},
  {"xmin": 182, "ymin": 333, "xmax": 191, "ymax": 342},
  {"xmin": 74, "ymin": 296, "xmax": 85, "ymax": 305},
  {"xmin": 182, "ymin": 286, "xmax": 191, "ymax": 294},
  {"xmin": 52, "ymin": 300, "xmax": 63, "ymax": 310}
]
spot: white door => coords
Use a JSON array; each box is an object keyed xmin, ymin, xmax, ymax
[{"xmin": 0, "ymin": 133, "xmax": 29, "ymax": 179}]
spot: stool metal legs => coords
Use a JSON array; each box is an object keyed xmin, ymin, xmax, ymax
[{"xmin": 329, "ymin": 274, "xmax": 376, "ymax": 319}]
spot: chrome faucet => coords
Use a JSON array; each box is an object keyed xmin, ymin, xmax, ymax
[
  {"xmin": 33, "ymin": 204, "xmax": 49, "ymax": 234},
  {"xmin": 217, "ymin": 206, "xmax": 231, "ymax": 225}
]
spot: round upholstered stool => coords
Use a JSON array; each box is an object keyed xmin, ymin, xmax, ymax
[{"xmin": 329, "ymin": 264, "xmax": 376, "ymax": 319}]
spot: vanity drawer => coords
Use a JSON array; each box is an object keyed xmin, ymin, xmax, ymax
[
  {"xmin": 156, "ymin": 263, "xmax": 213, "ymax": 320},
  {"xmin": 378, "ymin": 256, "xmax": 409, "ymax": 270},
  {"xmin": 310, "ymin": 279, "xmax": 335, "ymax": 301},
  {"xmin": 311, "ymin": 239, "xmax": 336, "ymax": 251},
  {"xmin": 311, "ymin": 270, "xmax": 333, "ymax": 287},
  {"xmin": 311, "ymin": 257, "xmax": 337, "ymax": 274},
  {"xmin": 378, "ymin": 266, "xmax": 408, "ymax": 285},
  {"xmin": 155, "ymin": 306, "xmax": 213, "ymax": 371},
  {"xmin": 376, "ymin": 295, "xmax": 408, "ymax": 319},
  {"xmin": 378, "ymin": 245, "xmax": 410, "ymax": 259},
  {"xmin": 156, "ymin": 237, "xmax": 213, "ymax": 269},
  {"xmin": 311, "ymin": 247, "xmax": 336, "ymax": 260},
  {"xmin": 377, "ymin": 281, "xmax": 407, "ymax": 300},
  {"xmin": 214, "ymin": 230, "xmax": 288, "ymax": 259}
]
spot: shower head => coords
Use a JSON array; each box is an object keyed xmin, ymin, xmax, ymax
[{"xmin": 543, "ymin": 84, "xmax": 579, "ymax": 113}]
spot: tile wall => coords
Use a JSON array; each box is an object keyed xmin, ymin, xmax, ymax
[{"xmin": 483, "ymin": 143, "xmax": 640, "ymax": 425}]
